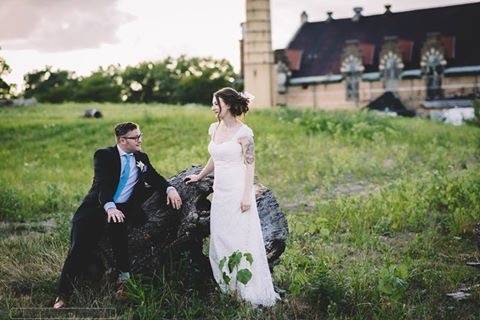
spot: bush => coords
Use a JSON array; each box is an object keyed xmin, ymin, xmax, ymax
[{"xmin": 473, "ymin": 99, "xmax": 480, "ymax": 126}]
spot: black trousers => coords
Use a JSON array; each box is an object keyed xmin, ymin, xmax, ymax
[{"xmin": 57, "ymin": 203, "xmax": 133, "ymax": 297}]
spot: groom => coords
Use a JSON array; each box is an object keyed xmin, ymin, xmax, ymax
[{"xmin": 53, "ymin": 122, "xmax": 182, "ymax": 308}]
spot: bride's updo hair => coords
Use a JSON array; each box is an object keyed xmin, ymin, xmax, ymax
[{"xmin": 214, "ymin": 87, "xmax": 250, "ymax": 116}]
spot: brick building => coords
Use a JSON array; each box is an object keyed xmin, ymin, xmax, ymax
[{"xmin": 242, "ymin": 2, "xmax": 480, "ymax": 112}]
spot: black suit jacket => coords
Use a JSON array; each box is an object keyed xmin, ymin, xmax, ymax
[{"xmin": 72, "ymin": 146, "xmax": 171, "ymax": 223}]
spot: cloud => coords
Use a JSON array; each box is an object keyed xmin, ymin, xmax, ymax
[{"xmin": 0, "ymin": 0, "xmax": 135, "ymax": 52}]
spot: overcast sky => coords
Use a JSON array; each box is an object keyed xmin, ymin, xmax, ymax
[{"xmin": 1, "ymin": 0, "xmax": 478, "ymax": 88}]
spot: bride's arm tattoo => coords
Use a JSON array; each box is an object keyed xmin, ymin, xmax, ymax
[{"xmin": 244, "ymin": 137, "xmax": 255, "ymax": 165}]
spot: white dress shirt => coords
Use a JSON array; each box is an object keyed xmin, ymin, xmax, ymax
[{"xmin": 104, "ymin": 145, "xmax": 175, "ymax": 212}]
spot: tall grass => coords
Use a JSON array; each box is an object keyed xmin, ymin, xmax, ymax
[{"xmin": 0, "ymin": 103, "xmax": 479, "ymax": 319}]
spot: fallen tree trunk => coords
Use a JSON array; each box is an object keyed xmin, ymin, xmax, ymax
[{"xmin": 98, "ymin": 165, "xmax": 288, "ymax": 276}]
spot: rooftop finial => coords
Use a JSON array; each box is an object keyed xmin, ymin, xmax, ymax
[
  {"xmin": 326, "ymin": 11, "xmax": 334, "ymax": 22},
  {"xmin": 352, "ymin": 7, "xmax": 363, "ymax": 22},
  {"xmin": 301, "ymin": 11, "xmax": 308, "ymax": 24},
  {"xmin": 384, "ymin": 4, "xmax": 392, "ymax": 14}
]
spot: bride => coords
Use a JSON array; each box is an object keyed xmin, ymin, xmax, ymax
[{"xmin": 185, "ymin": 87, "xmax": 279, "ymax": 307}]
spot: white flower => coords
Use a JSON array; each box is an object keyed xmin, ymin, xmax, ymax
[
  {"xmin": 241, "ymin": 91, "xmax": 255, "ymax": 101},
  {"xmin": 136, "ymin": 161, "xmax": 147, "ymax": 172}
]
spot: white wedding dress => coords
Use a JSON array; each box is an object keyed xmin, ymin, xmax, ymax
[{"xmin": 207, "ymin": 122, "xmax": 279, "ymax": 307}]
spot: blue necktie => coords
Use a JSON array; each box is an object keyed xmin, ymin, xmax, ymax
[{"xmin": 113, "ymin": 154, "xmax": 131, "ymax": 202}]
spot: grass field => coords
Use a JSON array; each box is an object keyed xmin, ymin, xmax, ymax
[{"xmin": 0, "ymin": 103, "xmax": 479, "ymax": 319}]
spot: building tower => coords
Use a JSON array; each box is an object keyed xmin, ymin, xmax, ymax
[{"xmin": 243, "ymin": 0, "xmax": 275, "ymax": 107}]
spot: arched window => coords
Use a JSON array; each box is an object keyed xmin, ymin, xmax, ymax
[
  {"xmin": 421, "ymin": 48, "xmax": 447, "ymax": 100},
  {"xmin": 341, "ymin": 55, "xmax": 364, "ymax": 102},
  {"xmin": 379, "ymin": 51, "xmax": 403, "ymax": 92}
]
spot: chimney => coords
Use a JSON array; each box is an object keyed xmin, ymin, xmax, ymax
[
  {"xmin": 326, "ymin": 11, "xmax": 334, "ymax": 22},
  {"xmin": 352, "ymin": 7, "xmax": 363, "ymax": 22},
  {"xmin": 244, "ymin": 0, "xmax": 275, "ymax": 107},
  {"xmin": 300, "ymin": 11, "xmax": 308, "ymax": 24},
  {"xmin": 240, "ymin": 23, "xmax": 245, "ymax": 78},
  {"xmin": 384, "ymin": 4, "xmax": 392, "ymax": 14}
]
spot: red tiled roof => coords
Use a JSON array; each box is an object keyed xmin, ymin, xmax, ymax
[
  {"xmin": 398, "ymin": 39, "xmax": 414, "ymax": 63},
  {"xmin": 359, "ymin": 43, "xmax": 375, "ymax": 65},
  {"xmin": 285, "ymin": 49, "xmax": 303, "ymax": 71},
  {"xmin": 441, "ymin": 36, "xmax": 456, "ymax": 59}
]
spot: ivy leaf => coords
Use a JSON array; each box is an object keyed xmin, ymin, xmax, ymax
[
  {"xmin": 228, "ymin": 251, "xmax": 242, "ymax": 273},
  {"xmin": 243, "ymin": 252, "xmax": 253, "ymax": 265},
  {"xmin": 237, "ymin": 269, "xmax": 252, "ymax": 285},
  {"xmin": 222, "ymin": 272, "xmax": 231, "ymax": 285},
  {"xmin": 219, "ymin": 257, "xmax": 226, "ymax": 271}
]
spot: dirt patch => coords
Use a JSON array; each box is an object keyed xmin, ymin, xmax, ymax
[
  {"xmin": 284, "ymin": 181, "xmax": 382, "ymax": 212},
  {"xmin": 378, "ymin": 232, "xmax": 417, "ymax": 250},
  {"xmin": 0, "ymin": 219, "xmax": 57, "ymax": 240},
  {"xmin": 327, "ymin": 181, "xmax": 381, "ymax": 198}
]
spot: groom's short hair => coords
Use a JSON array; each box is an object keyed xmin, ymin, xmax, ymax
[{"xmin": 115, "ymin": 122, "xmax": 139, "ymax": 138}]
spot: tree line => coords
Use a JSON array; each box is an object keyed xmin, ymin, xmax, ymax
[
  {"xmin": 0, "ymin": 49, "xmax": 14, "ymax": 101},
  {"xmin": 0, "ymin": 51, "xmax": 242, "ymax": 105}
]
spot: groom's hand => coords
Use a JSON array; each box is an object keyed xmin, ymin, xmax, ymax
[
  {"xmin": 106, "ymin": 208, "xmax": 125, "ymax": 223},
  {"xmin": 166, "ymin": 188, "xmax": 182, "ymax": 210}
]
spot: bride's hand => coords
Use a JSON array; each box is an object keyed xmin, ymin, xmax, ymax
[
  {"xmin": 240, "ymin": 196, "xmax": 251, "ymax": 213},
  {"xmin": 184, "ymin": 174, "xmax": 201, "ymax": 184}
]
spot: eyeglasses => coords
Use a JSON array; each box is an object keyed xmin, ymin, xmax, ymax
[{"xmin": 122, "ymin": 133, "xmax": 143, "ymax": 142}]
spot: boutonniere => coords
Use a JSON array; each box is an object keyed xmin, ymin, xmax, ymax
[{"xmin": 136, "ymin": 161, "xmax": 147, "ymax": 173}]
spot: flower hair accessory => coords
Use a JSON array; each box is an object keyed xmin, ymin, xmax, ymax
[{"xmin": 240, "ymin": 91, "xmax": 255, "ymax": 106}]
